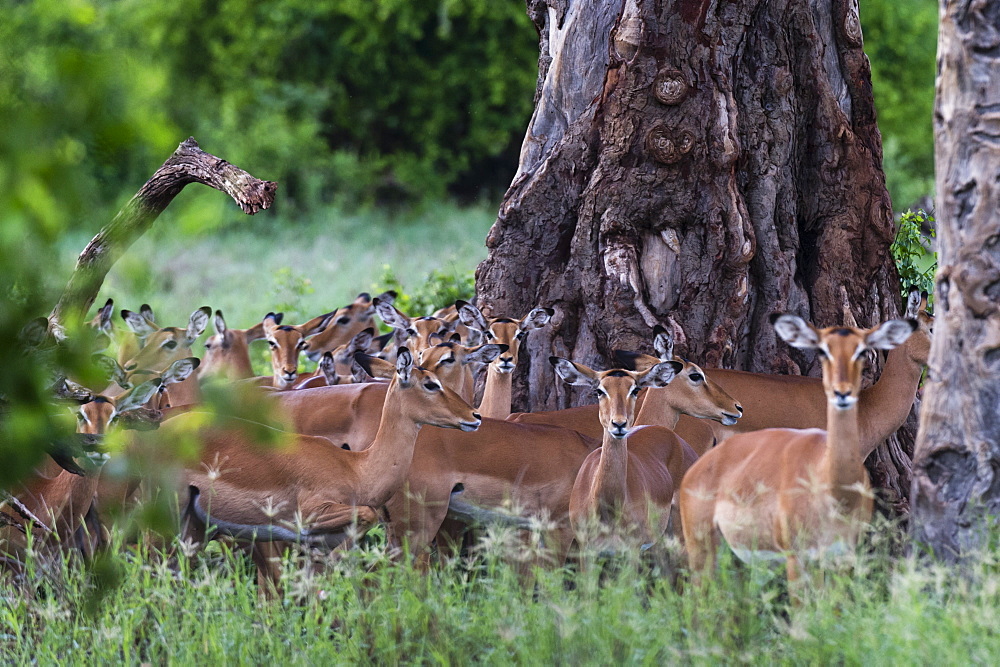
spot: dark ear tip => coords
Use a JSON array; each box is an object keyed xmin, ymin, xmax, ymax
[
  {"xmin": 372, "ymin": 298, "xmax": 382, "ymax": 306},
  {"xmin": 670, "ymin": 360, "xmax": 684, "ymax": 372},
  {"xmin": 907, "ymin": 285, "xmax": 920, "ymax": 294},
  {"xmin": 907, "ymin": 318, "xmax": 918, "ymax": 330},
  {"xmin": 921, "ymin": 290, "xmax": 929, "ymax": 299},
  {"xmin": 357, "ymin": 292, "xmax": 371, "ymax": 300},
  {"xmin": 652, "ymin": 324, "xmax": 667, "ymax": 336},
  {"xmin": 265, "ymin": 312, "xmax": 277, "ymax": 320},
  {"xmin": 548, "ymin": 356, "xmax": 560, "ymax": 366},
  {"xmin": 497, "ymin": 344, "xmax": 510, "ymax": 353},
  {"xmin": 199, "ymin": 306, "xmax": 211, "ymax": 315},
  {"xmin": 544, "ymin": 307, "xmax": 555, "ymax": 316},
  {"xmin": 120, "ymin": 310, "xmax": 132, "ymax": 318},
  {"xmin": 455, "ymin": 299, "xmax": 469, "ymax": 308},
  {"xmin": 104, "ymin": 298, "xmax": 114, "ymax": 306},
  {"xmin": 322, "ymin": 351, "xmax": 334, "ymax": 360},
  {"xmin": 385, "ymin": 290, "xmax": 398, "ymax": 298},
  {"xmin": 214, "ymin": 309, "xmax": 224, "ymax": 317},
  {"xmin": 769, "ymin": 313, "xmax": 783, "ymax": 324}
]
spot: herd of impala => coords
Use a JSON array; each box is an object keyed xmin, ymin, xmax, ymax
[{"xmin": 1, "ymin": 286, "xmax": 933, "ymax": 595}]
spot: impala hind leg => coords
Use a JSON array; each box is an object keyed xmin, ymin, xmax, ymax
[{"xmin": 252, "ymin": 542, "xmax": 285, "ymax": 600}]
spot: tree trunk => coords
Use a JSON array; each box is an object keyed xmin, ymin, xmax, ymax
[
  {"xmin": 910, "ymin": 0, "xmax": 1000, "ymax": 560},
  {"xmin": 49, "ymin": 138, "xmax": 277, "ymax": 336},
  {"xmin": 477, "ymin": 0, "xmax": 913, "ymax": 509}
]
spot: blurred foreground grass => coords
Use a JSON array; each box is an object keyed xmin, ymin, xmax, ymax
[{"xmin": 54, "ymin": 199, "xmax": 495, "ymax": 328}]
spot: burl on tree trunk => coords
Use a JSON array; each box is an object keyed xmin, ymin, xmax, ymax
[
  {"xmin": 478, "ymin": 1, "xmax": 912, "ymax": 508},
  {"xmin": 911, "ymin": 2, "xmax": 1000, "ymax": 560},
  {"xmin": 49, "ymin": 138, "xmax": 277, "ymax": 336}
]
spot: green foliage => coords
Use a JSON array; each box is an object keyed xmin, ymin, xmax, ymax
[
  {"xmin": 101, "ymin": 0, "xmax": 538, "ymax": 211},
  {"xmin": 269, "ymin": 268, "xmax": 316, "ymax": 323},
  {"xmin": 891, "ymin": 209, "xmax": 937, "ymax": 299},
  {"xmin": 375, "ymin": 265, "xmax": 476, "ymax": 317},
  {"xmin": 861, "ymin": 0, "xmax": 938, "ymax": 209}
]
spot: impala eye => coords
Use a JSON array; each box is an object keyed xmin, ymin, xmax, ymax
[
  {"xmin": 484, "ymin": 331, "xmax": 495, "ymax": 340},
  {"xmin": 629, "ymin": 386, "xmax": 640, "ymax": 397},
  {"xmin": 594, "ymin": 387, "xmax": 607, "ymax": 399},
  {"xmin": 162, "ymin": 340, "xmax": 177, "ymax": 350},
  {"xmin": 406, "ymin": 328, "xmax": 417, "ymax": 336},
  {"xmin": 424, "ymin": 381, "xmax": 441, "ymax": 391},
  {"xmin": 268, "ymin": 340, "xmax": 277, "ymax": 349},
  {"xmin": 204, "ymin": 341, "xmax": 213, "ymax": 349},
  {"xmin": 297, "ymin": 341, "xmax": 308, "ymax": 350},
  {"xmin": 440, "ymin": 357, "xmax": 455, "ymax": 364},
  {"xmin": 689, "ymin": 372, "xmax": 703, "ymax": 383},
  {"xmin": 515, "ymin": 331, "xmax": 527, "ymax": 340},
  {"xmin": 337, "ymin": 317, "xmax": 351, "ymax": 325}
]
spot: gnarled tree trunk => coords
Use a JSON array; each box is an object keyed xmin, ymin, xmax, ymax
[
  {"xmin": 477, "ymin": 0, "xmax": 913, "ymax": 509},
  {"xmin": 910, "ymin": 1, "xmax": 1000, "ymax": 560}
]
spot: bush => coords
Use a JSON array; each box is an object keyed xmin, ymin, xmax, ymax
[
  {"xmin": 891, "ymin": 209, "xmax": 936, "ymax": 300},
  {"xmin": 375, "ymin": 265, "xmax": 476, "ymax": 318}
]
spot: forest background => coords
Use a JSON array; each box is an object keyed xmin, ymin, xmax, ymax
[{"xmin": 1, "ymin": 0, "xmax": 936, "ymax": 332}]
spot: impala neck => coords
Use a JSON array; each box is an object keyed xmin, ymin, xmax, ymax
[
  {"xmin": 478, "ymin": 366, "xmax": 512, "ymax": 420},
  {"xmin": 354, "ymin": 381, "xmax": 423, "ymax": 505},
  {"xmin": 633, "ymin": 386, "xmax": 682, "ymax": 429},
  {"xmin": 857, "ymin": 344, "xmax": 923, "ymax": 458},
  {"xmin": 166, "ymin": 373, "xmax": 202, "ymax": 408},
  {"xmin": 593, "ymin": 431, "xmax": 630, "ymax": 512},
  {"xmin": 824, "ymin": 400, "xmax": 865, "ymax": 493}
]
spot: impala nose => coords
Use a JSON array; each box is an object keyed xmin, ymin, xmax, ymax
[
  {"xmin": 736, "ymin": 405, "xmax": 743, "ymax": 414},
  {"xmin": 610, "ymin": 420, "xmax": 628, "ymax": 438}
]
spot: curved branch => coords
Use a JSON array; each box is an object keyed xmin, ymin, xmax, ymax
[{"xmin": 49, "ymin": 138, "xmax": 278, "ymax": 335}]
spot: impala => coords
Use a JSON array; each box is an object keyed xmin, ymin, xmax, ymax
[
  {"xmin": 261, "ymin": 311, "xmax": 336, "ymax": 389},
  {"xmin": 508, "ymin": 341, "xmax": 741, "ymax": 452},
  {"xmin": 121, "ymin": 306, "xmax": 211, "ymax": 407},
  {"xmin": 201, "ymin": 310, "xmax": 267, "ymax": 380},
  {"xmin": 624, "ymin": 290, "xmax": 933, "ymax": 455},
  {"xmin": 680, "ymin": 314, "xmax": 916, "ymax": 584},
  {"xmin": 171, "ymin": 347, "xmax": 481, "ymax": 589},
  {"xmin": 303, "ymin": 291, "xmax": 397, "ymax": 362},
  {"xmin": 417, "ymin": 337, "xmax": 508, "ymax": 404},
  {"xmin": 455, "ymin": 300, "xmax": 554, "ymax": 418},
  {"xmin": 374, "ymin": 299, "xmax": 458, "ymax": 355},
  {"xmin": 551, "ymin": 357, "xmax": 697, "ymax": 546},
  {"xmin": 294, "ymin": 327, "xmax": 394, "ymax": 389}
]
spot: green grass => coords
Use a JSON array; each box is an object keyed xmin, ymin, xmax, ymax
[
  {"xmin": 3, "ymin": 522, "xmax": 999, "ymax": 663},
  {"xmin": 54, "ymin": 198, "xmax": 495, "ymax": 330}
]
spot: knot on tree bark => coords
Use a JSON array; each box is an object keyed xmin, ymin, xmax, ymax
[
  {"xmin": 646, "ymin": 126, "xmax": 694, "ymax": 164},
  {"xmin": 652, "ymin": 69, "xmax": 688, "ymax": 105}
]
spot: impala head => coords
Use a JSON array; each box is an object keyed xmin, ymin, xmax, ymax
[
  {"xmin": 375, "ymin": 298, "xmax": 457, "ymax": 355},
  {"xmin": 355, "ymin": 348, "xmax": 482, "ymax": 432},
  {"xmin": 614, "ymin": 324, "xmax": 744, "ymax": 425},
  {"xmin": 456, "ymin": 300, "xmax": 554, "ymax": 374},
  {"xmin": 303, "ymin": 291, "xmax": 397, "ymax": 361},
  {"xmin": 201, "ymin": 310, "xmax": 266, "ymax": 380},
  {"xmin": 903, "ymin": 287, "xmax": 934, "ymax": 366},
  {"xmin": 417, "ymin": 337, "xmax": 508, "ymax": 391},
  {"xmin": 772, "ymin": 314, "xmax": 917, "ymax": 410},
  {"xmin": 122, "ymin": 306, "xmax": 210, "ymax": 374},
  {"xmin": 262, "ymin": 311, "xmax": 336, "ymax": 389},
  {"xmin": 316, "ymin": 327, "xmax": 394, "ymax": 385},
  {"xmin": 76, "ymin": 378, "xmax": 162, "ymax": 435},
  {"xmin": 550, "ymin": 356, "xmax": 682, "ymax": 439}
]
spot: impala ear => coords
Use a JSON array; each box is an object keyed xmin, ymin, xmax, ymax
[
  {"xmin": 637, "ymin": 360, "xmax": 683, "ymax": 388},
  {"xmin": 374, "ymin": 299, "xmax": 411, "ymax": 331},
  {"xmin": 520, "ymin": 307, "xmax": 554, "ymax": 331},
  {"xmin": 448, "ymin": 332, "xmax": 462, "ymax": 344},
  {"xmin": 549, "ymin": 356, "xmax": 599, "ymax": 389},
  {"xmin": 652, "ymin": 324, "xmax": 674, "ymax": 360},
  {"xmin": 139, "ymin": 304, "xmax": 156, "ymax": 324},
  {"xmin": 244, "ymin": 320, "xmax": 266, "ymax": 343},
  {"xmin": 351, "ymin": 357, "xmax": 371, "ymax": 383},
  {"xmin": 866, "ymin": 319, "xmax": 917, "ymax": 350},
  {"xmin": 96, "ymin": 298, "xmax": 115, "ymax": 334},
  {"xmin": 375, "ymin": 290, "xmax": 397, "ymax": 305},
  {"xmin": 320, "ymin": 351, "xmax": 339, "ymax": 385},
  {"xmin": 614, "ymin": 349, "xmax": 660, "ymax": 373},
  {"xmin": 463, "ymin": 344, "xmax": 508, "ymax": 366},
  {"xmin": 355, "ymin": 352, "xmax": 395, "ymax": 380},
  {"xmin": 162, "ymin": 357, "xmax": 200, "ymax": 385},
  {"xmin": 456, "ymin": 299, "xmax": 489, "ymax": 331},
  {"xmin": 395, "ymin": 347, "xmax": 414, "ymax": 385},
  {"xmin": 185, "ymin": 307, "xmax": 211, "ymax": 344},
  {"xmin": 373, "ymin": 331, "xmax": 394, "ymax": 352},
  {"xmin": 213, "ymin": 310, "xmax": 228, "ymax": 336},
  {"xmin": 904, "ymin": 287, "xmax": 922, "ymax": 320},
  {"xmin": 347, "ymin": 327, "xmax": 376, "ymax": 354},
  {"xmin": 115, "ymin": 378, "xmax": 162, "ymax": 414},
  {"xmin": 354, "ymin": 292, "xmax": 372, "ymax": 305},
  {"xmin": 302, "ymin": 311, "xmax": 336, "ymax": 337},
  {"xmin": 262, "ymin": 312, "xmax": 281, "ymax": 337},
  {"xmin": 121, "ymin": 310, "xmax": 157, "ymax": 339},
  {"xmin": 771, "ymin": 314, "xmax": 821, "ymax": 349}
]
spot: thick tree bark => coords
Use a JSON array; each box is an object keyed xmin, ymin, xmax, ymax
[
  {"xmin": 49, "ymin": 138, "xmax": 277, "ymax": 336},
  {"xmin": 478, "ymin": 0, "xmax": 913, "ymax": 508},
  {"xmin": 911, "ymin": 0, "xmax": 1000, "ymax": 560}
]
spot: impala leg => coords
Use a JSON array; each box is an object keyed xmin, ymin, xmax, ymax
[{"xmin": 252, "ymin": 542, "xmax": 284, "ymax": 600}]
